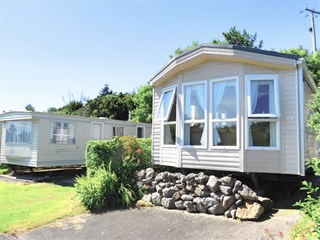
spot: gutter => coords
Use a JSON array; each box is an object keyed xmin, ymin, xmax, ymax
[{"xmin": 297, "ymin": 59, "xmax": 305, "ymax": 176}]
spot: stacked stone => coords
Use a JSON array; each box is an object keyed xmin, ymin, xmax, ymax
[{"xmin": 135, "ymin": 168, "xmax": 273, "ymax": 220}]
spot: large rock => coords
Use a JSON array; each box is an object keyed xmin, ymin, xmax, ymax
[
  {"xmin": 207, "ymin": 203, "xmax": 226, "ymax": 215},
  {"xmin": 219, "ymin": 176, "xmax": 236, "ymax": 187},
  {"xmin": 236, "ymin": 202, "xmax": 265, "ymax": 220},
  {"xmin": 162, "ymin": 187, "xmax": 177, "ymax": 198},
  {"xmin": 232, "ymin": 180, "xmax": 242, "ymax": 193},
  {"xmin": 194, "ymin": 187, "xmax": 205, "ymax": 197},
  {"xmin": 196, "ymin": 202, "xmax": 207, "ymax": 213},
  {"xmin": 161, "ymin": 197, "xmax": 175, "ymax": 209},
  {"xmin": 151, "ymin": 192, "xmax": 162, "ymax": 206},
  {"xmin": 257, "ymin": 196, "xmax": 273, "ymax": 212},
  {"xmin": 219, "ymin": 185, "xmax": 233, "ymax": 196},
  {"xmin": 185, "ymin": 202, "xmax": 198, "ymax": 213},
  {"xmin": 172, "ymin": 192, "xmax": 181, "ymax": 201},
  {"xmin": 206, "ymin": 175, "xmax": 220, "ymax": 192},
  {"xmin": 136, "ymin": 169, "xmax": 146, "ymax": 180},
  {"xmin": 237, "ymin": 185, "xmax": 258, "ymax": 201},
  {"xmin": 203, "ymin": 197, "xmax": 218, "ymax": 208},
  {"xmin": 222, "ymin": 195, "xmax": 236, "ymax": 209},
  {"xmin": 136, "ymin": 200, "xmax": 153, "ymax": 208},
  {"xmin": 155, "ymin": 172, "xmax": 168, "ymax": 183},
  {"xmin": 195, "ymin": 173, "xmax": 209, "ymax": 183},
  {"xmin": 181, "ymin": 194, "xmax": 194, "ymax": 201},
  {"xmin": 142, "ymin": 194, "xmax": 152, "ymax": 203},
  {"xmin": 186, "ymin": 173, "xmax": 197, "ymax": 181},
  {"xmin": 175, "ymin": 200, "xmax": 185, "ymax": 210},
  {"xmin": 145, "ymin": 168, "xmax": 155, "ymax": 181}
]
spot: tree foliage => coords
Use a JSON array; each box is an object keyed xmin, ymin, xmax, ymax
[
  {"xmin": 171, "ymin": 26, "xmax": 263, "ymax": 58},
  {"xmin": 280, "ymin": 46, "xmax": 320, "ymax": 85},
  {"xmin": 99, "ymin": 84, "xmax": 113, "ymax": 97},
  {"xmin": 131, "ymin": 84, "xmax": 152, "ymax": 123},
  {"xmin": 25, "ymin": 104, "xmax": 35, "ymax": 112}
]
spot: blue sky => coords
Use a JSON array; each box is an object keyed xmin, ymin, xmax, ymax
[{"xmin": 1, "ymin": 0, "xmax": 320, "ymax": 112}]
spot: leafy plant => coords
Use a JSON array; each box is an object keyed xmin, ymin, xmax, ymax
[{"xmin": 75, "ymin": 164, "xmax": 118, "ymax": 210}]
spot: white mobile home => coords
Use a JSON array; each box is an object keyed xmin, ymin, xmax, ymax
[
  {"xmin": 0, "ymin": 111, "xmax": 151, "ymax": 168},
  {"xmin": 150, "ymin": 44, "xmax": 318, "ymax": 176}
]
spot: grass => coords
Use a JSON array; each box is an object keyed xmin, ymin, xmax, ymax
[{"xmin": 0, "ymin": 181, "xmax": 86, "ymax": 234}]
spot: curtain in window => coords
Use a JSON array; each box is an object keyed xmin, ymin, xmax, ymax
[
  {"xmin": 185, "ymin": 84, "xmax": 205, "ymax": 120},
  {"xmin": 269, "ymin": 122, "xmax": 276, "ymax": 146},
  {"xmin": 6, "ymin": 121, "xmax": 32, "ymax": 144},
  {"xmin": 212, "ymin": 81, "xmax": 227, "ymax": 145},
  {"xmin": 250, "ymin": 81, "xmax": 260, "ymax": 114}
]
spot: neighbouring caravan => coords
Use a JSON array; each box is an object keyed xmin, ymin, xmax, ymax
[
  {"xmin": 150, "ymin": 44, "xmax": 318, "ymax": 176},
  {"xmin": 0, "ymin": 111, "xmax": 151, "ymax": 168}
]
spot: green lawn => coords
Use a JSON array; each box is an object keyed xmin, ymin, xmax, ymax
[{"xmin": 0, "ymin": 181, "xmax": 86, "ymax": 234}]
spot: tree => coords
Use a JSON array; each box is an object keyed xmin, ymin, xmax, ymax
[
  {"xmin": 131, "ymin": 84, "xmax": 152, "ymax": 123},
  {"xmin": 222, "ymin": 26, "xmax": 263, "ymax": 49},
  {"xmin": 87, "ymin": 93, "xmax": 135, "ymax": 120},
  {"xmin": 99, "ymin": 84, "xmax": 113, "ymax": 96},
  {"xmin": 280, "ymin": 46, "xmax": 320, "ymax": 84},
  {"xmin": 171, "ymin": 26, "xmax": 263, "ymax": 58},
  {"xmin": 47, "ymin": 107, "xmax": 58, "ymax": 113},
  {"xmin": 25, "ymin": 104, "xmax": 35, "ymax": 112}
]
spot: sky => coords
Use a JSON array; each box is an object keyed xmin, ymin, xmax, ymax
[{"xmin": 1, "ymin": 0, "xmax": 320, "ymax": 112}]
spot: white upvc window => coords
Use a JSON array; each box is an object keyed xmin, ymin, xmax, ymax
[
  {"xmin": 210, "ymin": 77, "xmax": 239, "ymax": 149},
  {"xmin": 156, "ymin": 86, "xmax": 176, "ymax": 120},
  {"xmin": 182, "ymin": 81, "xmax": 207, "ymax": 147},
  {"xmin": 50, "ymin": 122, "xmax": 75, "ymax": 144},
  {"xmin": 246, "ymin": 75, "xmax": 280, "ymax": 149},
  {"xmin": 157, "ymin": 86, "xmax": 177, "ymax": 145}
]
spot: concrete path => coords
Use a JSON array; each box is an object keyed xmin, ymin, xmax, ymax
[{"xmin": 12, "ymin": 207, "xmax": 299, "ymax": 240}]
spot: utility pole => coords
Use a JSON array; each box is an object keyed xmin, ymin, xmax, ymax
[{"xmin": 306, "ymin": 8, "xmax": 320, "ymax": 55}]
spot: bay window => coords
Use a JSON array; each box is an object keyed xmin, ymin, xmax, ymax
[
  {"xmin": 156, "ymin": 86, "xmax": 177, "ymax": 145},
  {"xmin": 211, "ymin": 77, "xmax": 238, "ymax": 147},
  {"xmin": 246, "ymin": 75, "xmax": 279, "ymax": 148},
  {"xmin": 183, "ymin": 82, "xmax": 206, "ymax": 146}
]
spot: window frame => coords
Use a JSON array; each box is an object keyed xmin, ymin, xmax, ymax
[
  {"xmin": 160, "ymin": 85, "xmax": 177, "ymax": 147},
  {"xmin": 155, "ymin": 86, "xmax": 177, "ymax": 121},
  {"xmin": 246, "ymin": 75, "xmax": 280, "ymax": 118},
  {"xmin": 50, "ymin": 121, "xmax": 76, "ymax": 144},
  {"xmin": 245, "ymin": 75, "xmax": 280, "ymax": 150},
  {"xmin": 182, "ymin": 81, "xmax": 207, "ymax": 149},
  {"xmin": 209, "ymin": 76, "xmax": 240, "ymax": 150}
]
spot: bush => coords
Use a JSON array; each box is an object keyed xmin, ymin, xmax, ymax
[
  {"xmin": 85, "ymin": 139, "xmax": 123, "ymax": 177},
  {"xmin": 77, "ymin": 136, "xmax": 151, "ymax": 210},
  {"xmin": 75, "ymin": 165, "xmax": 118, "ymax": 210}
]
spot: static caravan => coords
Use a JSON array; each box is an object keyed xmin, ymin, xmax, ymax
[
  {"xmin": 0, "ymin": 111, "xmax": 151, "ymax": 168},
  {"xmin": 150, "ymin": 44, "xmax": 318, "ymax": 176}
]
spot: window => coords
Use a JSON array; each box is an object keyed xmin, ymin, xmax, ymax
[
  {"xmin": 246, "ymin": 75, "xmax": 279, "ymax": 148},
  {"xmin": 6, "ymin": 121, "xmax": 32, "ymax": 144},
  {"xmin": 183, "ymin": 82, "xmax": 206, "ymax": 146},
  {"xmin": 156, "ymin": 86, "xmax": 177, "ymax": 145},
  {"xmin": 50, "ymin": 122, "xmax": 75, "ymax": 144},
  {"xmin": 92, "ymin": 123, "xmax": 103, "ymax": 140},
  {"xmin": 113, "ymin": 127, "xmax": 124, "ymax": 137},
  {"xmin": 156, "ymin": 87, "xmax": 176, "ymax": 120},
  {"xmin": 211, "ymin": 77, "xmax": 238, "ymax": 147},
  {"xmin": 137, "ymin": 127, "xmax": 144, "ymax": 138}
]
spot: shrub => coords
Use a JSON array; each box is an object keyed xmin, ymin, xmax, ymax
[
  {"xmin": 75, "ymin": 165, "xmax": 118, "ymax": 210},
  {"xmin": 77, "ymin": 136, "xmax": 152, "ymax": 210},
  {"xmin": 85, "ymin": 139, "xmax": 123, "ymax": 177}
]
